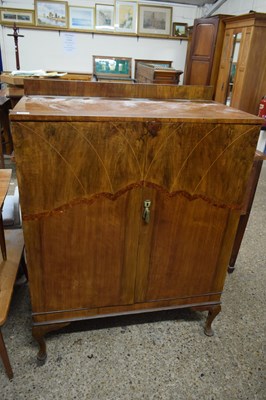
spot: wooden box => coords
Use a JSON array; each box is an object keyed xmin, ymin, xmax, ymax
[{"xmin": 136, "ymin": 62, "xmax": 183, "ymax": 84}]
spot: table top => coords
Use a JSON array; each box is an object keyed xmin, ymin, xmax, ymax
[
  {"xmin": 0, "ymin": 169, "xmax": 12, "ymax": 208},
  {"xmin": 10, "ymin": 96, "xmax": 264, "ymax": 125}
]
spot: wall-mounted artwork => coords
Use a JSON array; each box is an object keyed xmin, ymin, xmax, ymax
[
  {"xmin": 95, "ymin": 4, "xmax": 114, "ymax": 31},
  {"xmin": 69, "ymin": 6, "xmax": 94, "ymax": 30},
  {"xmin": 35, "ymin": 1, "xmax": 68, "ymax": 29},
  {"xmin": 0, "ymin": 8, "xmax": 35, "ymax": 26},
  {"xmin": 115, "ymin": 1, "xmax": 137, "ymax": 33},
  {"xmin": 138, "ymin": 5, "xmax": 172, "ymax": 36}
]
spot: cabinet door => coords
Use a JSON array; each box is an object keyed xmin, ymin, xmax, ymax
[
  {"xmin": 185, "ymin": 18, "xmax": 219, "ymax": 85},
  {"xmin": 134, "ymin": 121, "xmax": 258, "ymax": 302},
  {"xmin": 12, "ymin": 120, "xmax": 144, "ymax": 312}
]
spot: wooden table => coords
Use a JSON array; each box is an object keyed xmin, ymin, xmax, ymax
[
  {"xmin": 0, "ymin": 169, "xmax": 12, "ymax": 259},
  {"xmin": 0, "ymin": 229, "xmax": 24, "ymax": 380},
  {"xmin": 0, "ymin": 169, "xmax": 25, "ymax": 379}
]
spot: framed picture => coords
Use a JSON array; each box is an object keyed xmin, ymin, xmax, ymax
[
  {"xmin": 138, "ymin": 5, "xmax": 172, "ymax": 36},
  {"xmin": 93, "ymin": 55, "xmax": 132, "ymax": 78},
  {"xmin": 0, "ymin": 8, "xmax": 35, "ymax": 26},
  {"xmin": 35, "ymin": 0, "xmax": 68, "ymax": 29},
  {"xmin": 115, "ymin": 1, "xmax": 137, "ymax": 33},
  {"xmin": 172, "ymin": 22, "xmax": 188, "ymax": 38},
  {"xmin": 95, "ymin": 4, "xmax": 114, "ymax": 31},
  {"xmin": 69, "ymin": 6, "xmax": 94, "ymax": 30}
]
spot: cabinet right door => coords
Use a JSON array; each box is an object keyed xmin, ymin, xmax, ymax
[{"xmin": 134, "ymin": 121, "xmax": 258, "ymax": 303}]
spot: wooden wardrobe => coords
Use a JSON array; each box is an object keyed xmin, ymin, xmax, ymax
[
  {"xmin": 215, "ymin": 12, "xmax": 266, "ymax": 115},
  {"xmin": 184, "ymin": 15, "xmax": 228, "ymax": 92}
]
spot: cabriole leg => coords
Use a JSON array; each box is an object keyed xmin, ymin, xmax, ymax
[
  {"xmin": 204, "ymin": 305, "xmax": 221, "ymax": 337},
  {"xmin": 32, "ymin": 322, "xmax": 70, "ymax": 362}
]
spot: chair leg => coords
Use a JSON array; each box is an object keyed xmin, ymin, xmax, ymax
[{"xmin": 0, "ymin": 329, "xmax": 13, "ymax": 380}]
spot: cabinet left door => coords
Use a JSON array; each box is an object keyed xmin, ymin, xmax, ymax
[{"xmin": 12, "ymin": 120, "xmax": 144, "ymax": 314}]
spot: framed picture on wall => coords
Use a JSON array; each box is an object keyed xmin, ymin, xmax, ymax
[
  {"xmin": 115, "ymin": 1, "xmax": 137, "ymax": 33},
  {"xmin": 95, "ymin": 4, "xmax": 114, "ymax": 31},
  {"xmin": 0, "ymin": 8, "xmax": 35, "ymax": 26},
  {"xmin": 35, "ymin": 0, "xmax": 68, "ymax": 29},
  {"xmin": 68, "ymin": 6, "xmax": 94, "ymax": 30},
  {"xmin": 172, "ymin": 22, "xmax": 188, "ymax": 38},
  {"xmin": 138, "ymin": 5, "xmax": 172, "ymax": 36}
]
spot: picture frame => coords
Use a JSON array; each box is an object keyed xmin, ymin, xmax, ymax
[
  {"xmin": 35, "ymin": 0, "xmax": 68, "ymax": 29},
  {"xmin": 68, "ymin": 6, "xmax": 94, "ymax": 31},
  {"xmin": 0, "ymin": 8, "xmax": 35, "ymax": 26},
  {"xmin": 115, "ymin": 1, "xmax": 137, "ymax": 34},
  {"xmin": 95, "ymin": 4, "xmax": 114, "ymax": 31},
  {"xmin": 172, "ymin": 22, "xmax": 188, "ymax": 38},
  {"xmin": 138, "ymin": 5, "xmax": 172, "ymax": 36},
  {"xmin": 93, "ymin": 55, "xmax": 132, "ymax": 78}
]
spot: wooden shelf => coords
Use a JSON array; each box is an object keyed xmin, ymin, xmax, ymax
[{"xmin": 0, "ymin": 24, "xmax": 189, "ymax": 41}]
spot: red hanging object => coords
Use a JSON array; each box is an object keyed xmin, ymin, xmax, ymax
[{"xmin": 258, "ymin": 96, "xmax": 266, "ymax": 129}]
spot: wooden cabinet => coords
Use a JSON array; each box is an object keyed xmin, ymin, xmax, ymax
[
  {"xmin": 135, "ymin": 62, "xmax": 183, "ymax": 84},
  {"xmin": 184, "ymin": 15, "xmax": 228, "ymax": 91},
  {"xmin": 215, "ymin": 12, "xmax": 266, "ymax": 115},
  {"xmin": 10, "ymin": 83, "xmax": 262, "ymax": 360}
]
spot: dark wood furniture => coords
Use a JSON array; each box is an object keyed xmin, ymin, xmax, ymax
[
  {"xmin": 228, "ymin": 150, "xmax": 266, "ymax": 272},
  {"xmin": 9, "ymin": 82, "xmax": 262, "ymax": 361},
  {"xmin": 214, "ymin": 12, "xmax": 266, "ymax": 271},
  {"xmin": 0, "ymin": 97, "xmax": 13, "ymax": 163},
  {"xmin": 135, "ymin": 62, "xmax": 183, "ymax": 84},
  {"xmin": 0, "ymin": 168, "xmax": 25, "ymax": 380},
  {"xmin": 215, "ymin": 12, "xmax": 266, "ymax": 115},
  {"xmin": 23, "ymin": 80, "xmax": 214, "ymax": 100},
  {"xmin": 0, "ymin": 169, "xmax": 12, "ymax": 259},
  {"xmin": 184, "ymin": 15, "xmax": 228, "ymax": 95},
  {"xmin": 134, "ymin": 59, "xmax": 172, "ymax": 80},
  {"xmin": 0, "ymin": 229, "xmax": 24, "ymax": 380}
]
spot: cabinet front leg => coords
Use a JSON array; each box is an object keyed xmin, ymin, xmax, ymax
[
  {"xmin": 204, "ymin": 305, "xmax": 221, "ymax": 337},
  {"xmin": 32, "ymin": 322, "xmax": 70, "ymax": 362},
  {"xmin": 32, "ymin": 326, "xmax": 47, "ymax": 362}
]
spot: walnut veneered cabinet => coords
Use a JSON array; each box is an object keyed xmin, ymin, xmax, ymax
[
  {"xmin": 215, "ymin": 12, "xmax": 266, "ymax": 115},
  {"xmin": 10, "ymin": 94, "xmax": 262, "ymax": 360}
]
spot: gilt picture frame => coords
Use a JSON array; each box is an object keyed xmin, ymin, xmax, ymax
[
  {"xmin": 138, "ymin": 5, "xmax": 172, "ymax": 37},
  {"xmin": 68, "ymin": 6, "xmax": 94, "ymax": 31},
  {"xmin": 95, "ymin": 4, "xmax": 114, "ymax": 31},
  {"xmin": 35, "ymin": 0, "xmax": 68, "ymax": 29},
  {"xmin": 0, "ymin": 8, "xmax": 35, "ymax": 26},
  {"xmin": 115, "ymin": 1, "xmax": 137, "ymax": 34},
  {"xmin": 172, "ymin": 22, "xmax": 188, "ymax": 38}
]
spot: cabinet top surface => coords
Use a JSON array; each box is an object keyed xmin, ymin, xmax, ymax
[{"xmin": 10, "ymin": 96, "xmax": 262, "ymax": 124}]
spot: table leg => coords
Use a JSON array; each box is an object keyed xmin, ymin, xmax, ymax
[
  {"xmin": 0, "ymin": 329, "xmax": 13, "ymax": 379},
  {"xmin": 0, "ymin": 212, "xmax": 6, "ymax": 260}
]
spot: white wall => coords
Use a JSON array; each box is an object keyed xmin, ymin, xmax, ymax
[
  {"xmin": 1, "ymin": 0, "xmax": 265, "ymax": 78},
  {"xmin": 0, "ymin": 0, "xmax": 198, "ymax": 80},
  {"xmin": 210, "ymin": 0, "xmax": 266, "ymax": 15}
]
